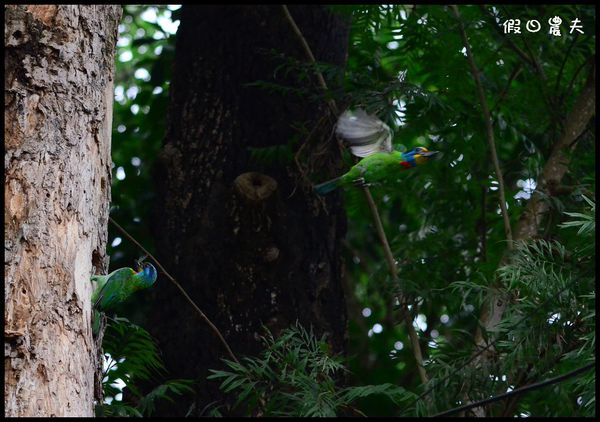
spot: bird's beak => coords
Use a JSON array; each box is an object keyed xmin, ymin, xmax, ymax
[
  {"xmin": 135, "ymin": 255, "xmax": 148, "ymax": 272},
  {"xmin": 421, "ymin": 150, "xmax": 440, "ymax": 158}
]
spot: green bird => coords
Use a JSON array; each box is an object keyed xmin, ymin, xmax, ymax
[
  {"xmin": 314, "ymin": 109, "xmax": 439, "ymax": 195},
  {"xmin": 91, "ymin": 261, "xmax": 157, "ymax": 334}
]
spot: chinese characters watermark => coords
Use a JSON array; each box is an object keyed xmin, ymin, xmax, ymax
[
  {"xmin": 501, "ymin": 16, "xmax": 584, "ymax": 35},
  {"xmin": 525, "ymin": 20, "xmax": 541, "ymax": 33},
  {"xmin": 569, "ymin": 18, "xmax": 584, "ymax": 34},
  {"xmin": 502, "ymin": 18, "xmax": 521, "ymax": 34},
  {"xmin": 548, "ymin": 16, "xmax": 562, "ymax": 36}
]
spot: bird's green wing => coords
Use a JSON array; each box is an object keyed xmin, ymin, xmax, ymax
[
  {"xmin": 93, "ymin": 267, "xmax": 136, "ymax": 310},
  {"xmin": 91, "ymin": 274, "xmax": 110, "ymax": 298},
  {"xmin": 344, "ymin": 152, "xmax": 399, "ymax": 185}
]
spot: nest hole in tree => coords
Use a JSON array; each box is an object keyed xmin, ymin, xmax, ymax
[{"xmin": 234, "ymin": 172, "xmax": 277, "ymax": 203}]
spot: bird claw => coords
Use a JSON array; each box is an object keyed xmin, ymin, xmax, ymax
[{"xmin": 352, "ymin": 178, "xmax": 373, "ymax": 188}]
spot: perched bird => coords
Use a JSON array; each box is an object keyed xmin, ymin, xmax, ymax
[
  {"xmin": 91, "ymin": 261, "xmax": 157, "ymax": 335},
  {"xmin": 314, "ymin": 147, "xmax": 438, "ymax": 194},
  {"xmin": 315, "ymin": 109, "xmax": 439, "ymax": 195},
  {"xmin": 91, "ymin": 261, "xmax": 158, "ymax": 311}
]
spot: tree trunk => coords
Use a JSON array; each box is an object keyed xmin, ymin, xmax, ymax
[
  {"xmin": 4, "ymin": 5, "xmax": 121, "ymax": 416},
  {"xmin": 148, "ymin": 5, "xmax": 350, "ymax": 415}
]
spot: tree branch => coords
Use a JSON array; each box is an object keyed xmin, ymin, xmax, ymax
[
  {"xmin": 361, "ymin": 187, "xmax": 429, "ymax": 385},
  {"xmin": 478, "ymin": 5, "xmax": 535, "ymax": 69},
  {"xmin": 281, "ymin": 5, "xmax": 338, "ymax": 116},
  {"xmin": 554, "ymin": 34, "xmax": 579, "ymax": 96},
  {"xmin": 433, "ymin": 361, "xmax": 595, "ymax": 418},
  {"xmin": 501, "ymin": 328, "xmax": 583, "ymax": 417},
  {"xmin": 512, "ymin": 63, "xmax": 595, "ymax": 242},
  {"xmin": 409, "ymin": 270, "xmax": 584, "ymax": 411},
  {"xmin": 471, "ymin": 61, "xmax": 595, "ymax": 414},
  {"xmin": 478, "ymin": 182, "xmax": 488, "ymax": 262},
  {"xmin": 452, "ymin": 12, "xmax": 594, "ymax": 415},
  {"xmin": 108, "ymin": 217, "xmax": 240, "ymax": 365},
  {"xmin": 490, "ymin": 63, "xmax": 523, "ymax": 114},
  {"xmin": 451, "ymin": 5, "xmax": 513, "ymax": 247},
  {"xmin": 282, "ymin": 4, "xmax": 429, "ymax": 384},
  {"xmin": 559, "ymin": 55, "xmax": 594, "ymax": 123}
]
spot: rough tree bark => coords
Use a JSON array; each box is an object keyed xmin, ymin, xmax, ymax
[
  {"xmin": 148, "ymin": 5, "xmax": 350, "ymax": 416},
  {"xmin": 4, "ymin": 5, "xmax": 121, "ymax": 416}
]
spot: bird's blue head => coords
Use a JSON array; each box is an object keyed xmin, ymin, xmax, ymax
[
  {"xmin": 137, "ymin": 262, "xmax": 157, "ymax": 287},
  {"xmin": 402, "ymin": 146, "xmax": 439, "ymax": 167}
]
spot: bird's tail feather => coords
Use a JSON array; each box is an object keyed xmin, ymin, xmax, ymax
[{"xmin": 315, "ymin": 177, "xmax": 342, "ymax": 195}]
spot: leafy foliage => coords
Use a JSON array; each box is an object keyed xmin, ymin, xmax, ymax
[
  {"xmin": 109, "ymin": 5, "xmax": 178, "ymax": 275},
  {"xmin": 417, "ymin": 198, "xmax": 595, "ymax": 416},
  {"xmin": 97, "ymin": 317, "xmax": 195, "ymax": 417},
  {"xmin": 108, "ymin": 4, "xmax": 595, "ymax": 417},
  {"xmin": 331, "ymin": 4, "xmax": 595, "ymax": 416},
  {"xmin": 207, "ymin": 323, "xmax": 417, "ymax": 416}
]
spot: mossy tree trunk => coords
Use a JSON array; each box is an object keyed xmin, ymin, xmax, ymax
[{"xmin": 149, "ymin": 5, "xmax": 351, "ymax": 416}]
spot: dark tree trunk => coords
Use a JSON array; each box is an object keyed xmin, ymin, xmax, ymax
[{"xmin": 148, "ymin": 5, "xmax": 351, "ymax": 416}]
